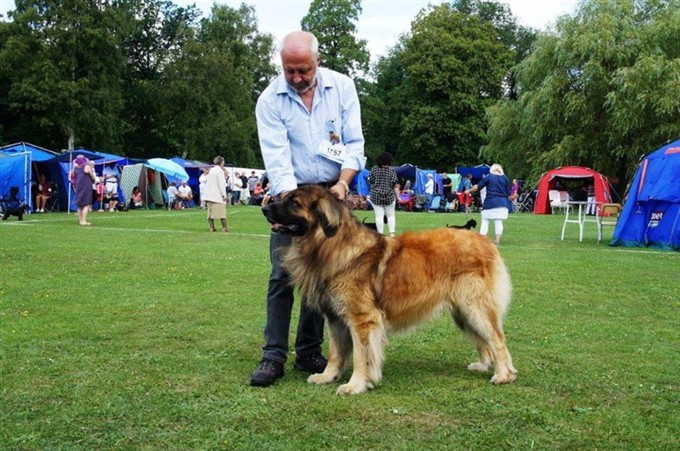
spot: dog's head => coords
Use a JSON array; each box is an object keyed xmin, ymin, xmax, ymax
[{"xmin": 261, "ymin": 185, "xmax": 343, "ymax": 238}]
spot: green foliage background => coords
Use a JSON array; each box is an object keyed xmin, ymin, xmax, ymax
[{"xmin": 1, "ymin": 0, "xmax": 679, "ymax": 185}]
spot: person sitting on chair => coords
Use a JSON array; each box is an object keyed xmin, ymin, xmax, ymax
[
  {"xmin": 129, "ymin": 186, "xmax": 144, "ymax": 210},
  {"xmin": 34, "ymin": 174, "xmax": 53, "ymax": 213},
  {"xmin": 177, "ymin": 180, "xmax": 193, "ymax": 208},
  {"xmin": 167, "ymin": 182, "xmax": 179, "ymax": 210}
]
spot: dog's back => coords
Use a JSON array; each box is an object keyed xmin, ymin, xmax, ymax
[{"xmin": 377, "ymin": 228, "xmax": 509, "ymax": 330}]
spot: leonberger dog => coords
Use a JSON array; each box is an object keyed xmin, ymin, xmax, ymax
[{"xmin": 262, "ymin": 185, "xmax": 516, "ymax": 395}]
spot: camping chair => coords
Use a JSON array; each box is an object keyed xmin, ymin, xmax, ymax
[
  {"xmin": 413, "ymin": 194, "xmax": 428, "ymax": 212},
  {"xmin": 428, "ymin": 195, "xmax": 442, "ymax": 212},
  {"xmin": 44, "ymin": 184, "xmax": 59, "ymax": 213},
  {"xmin": 597, "ymin": 203, "xmax": 622, "ymax": 243},
  {"xmin": 162, "ymin": 191, "xmax": 176, "ymax": 211},
  {"xmin": 397, "ymin": 192, "xmax": 414, "ymax": 212},
  {"xmin": 549, "ymin": 190, "xmax": 568, "ymax": 214}
]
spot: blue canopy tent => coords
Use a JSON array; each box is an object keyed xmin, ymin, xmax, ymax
[
  {"xmin": 455, "ymin": 164, "xmax": 490, "ymax": 191},
  {"xmin": 393, "ymin": 164, "xmax": 441, "ymax": 194},
  {"xmin": 611, "ymin": 138, "xmax": 680, "ymax": 251},
  {"xmin": 352, "ymin": 169, "xmax": 370, "ymax": 196},
  {"xmin": 0, "ymin": 142, "xmax": 57, "ymax": 162},
  {"xmin": 0, "ymin": 152, "xmax": 31, "ymax": 211},
  {"xmin": 50, "ymin": 150, "xmax": 109, "ymax": 211},
  {"xmin": 170, "ymin": 157, "xmax": 209, "ymax": 203},
  {"xmin": 1, "ymin": 142, "xmax": 59, "ymax": 212}
]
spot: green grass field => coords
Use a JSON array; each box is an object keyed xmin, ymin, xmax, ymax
[{"xmin": 1, "ymin": 205, "xmax": 678, "ymax": 450}]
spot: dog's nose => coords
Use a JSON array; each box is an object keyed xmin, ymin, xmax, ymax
[{"xmin": 262, "ymin": 204, "xmax": 271, "ymax": 216}]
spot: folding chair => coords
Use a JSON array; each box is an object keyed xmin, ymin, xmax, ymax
[
  {"xmin": 44, "ymin": 184, "xmax": 60, "ymax": 212},
  {"xmin": 597, "ymin": 203, "xmax": 622, "ymax": 243}
]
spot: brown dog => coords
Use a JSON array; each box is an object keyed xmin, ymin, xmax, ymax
[{"xmin": 262, "ymin": 185, "xmax": 516, "ymax": 395}]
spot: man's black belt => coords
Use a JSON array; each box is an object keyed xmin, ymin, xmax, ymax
[{"xmin": 298, "ymin": 181, "xmax": 337, "ymax": 189}]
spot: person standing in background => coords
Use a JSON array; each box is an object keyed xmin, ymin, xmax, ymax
[
  {"xmin": 203, "ymin": 156, "xmax": 230, "ymax": 233},
  {"xmin": 72, "ymin": 155, "xmax": 96, "ymax": 226},
  {"xmin": 199, "ymin": 167, "xmax": 209, "ymax": 209},
  {"xmin": 368, "ymin": 151, "xmax": 399, "ymax": 237},
  {"xmin": 465, "ymin": 164, "xmax": 511, "ymax": 245}
]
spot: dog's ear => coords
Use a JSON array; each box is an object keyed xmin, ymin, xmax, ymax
[{"xmin": 313, "ymin": 195, "xmax": 342, "ymax": 238}]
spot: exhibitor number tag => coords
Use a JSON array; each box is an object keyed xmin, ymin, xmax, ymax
[{"xmin": 318, "ymin": 140, "xmax": 346, "ymax": 164}]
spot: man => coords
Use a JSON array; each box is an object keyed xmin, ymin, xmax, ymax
[
  {"xmin": 463, "ymin": 173, "xmax": 474, "ymax": 213},
  {"xmin": 251, "ymin": 30, "xmax": 365, "ymax": 387},
  {"xmin": 441, "ymin": 171, "xmax": 453, "ymax": 202},
  {"xmin": 102, "ymin": 162, "xmax": 119, "ymax": 211},
  {"xmin": 247, "ymin": 171, "xmax": 259, "ymax": 198},
  {"xmin": 239, "ymin": 172, "xmax": 250, "ymax": 204},
  {"xmin": 177, "ymin": 180, "xmax": 193, "ymax": 208},
  {"xmin": 203, "ymin": 156, "xmax": 229, "ymax": 232},
  {"xmin": 424, "ymin": 173, "xmax": 435, "ymax": 209}
]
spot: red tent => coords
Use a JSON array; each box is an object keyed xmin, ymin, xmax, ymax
[{"xmin": 534, "ymin": 166, "xmax": 612, "ymax": 214}]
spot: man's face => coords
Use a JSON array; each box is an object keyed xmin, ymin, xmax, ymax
[{"xmin": 282, "ymin": 48, "xmax": 318, "ymax": 94}]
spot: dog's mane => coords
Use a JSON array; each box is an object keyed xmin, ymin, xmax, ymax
[{"xmin": 283, "ymin": 191, "xmax": 390, "ymax": 307}]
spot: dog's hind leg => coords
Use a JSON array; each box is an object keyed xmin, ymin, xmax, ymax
[
  {"xmin": 308, "ymin": 317, "xmax": 352, "ymax": 385},
  {"xmin": 337, "ymin": 311, "xmax": 386, "ymax": 395},
  {"xmin": 454, "ymin": 301, "xmax": 516, "ymax": 384}
]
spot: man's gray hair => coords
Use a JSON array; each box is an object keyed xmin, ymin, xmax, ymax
[
  {"xmin": 279, "ymin": 31, "xmax": 319, "ymax": 59},
  {"xmin": 213, "ymin": 156, "xmax": 224, "ymax": 165}
]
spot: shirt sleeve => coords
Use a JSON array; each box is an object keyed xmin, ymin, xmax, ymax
[
  {"xmin": 255, "ymin": 92, "xmax": 297, "ymax": 195},
  {"xmin": 338, "ymin": 79, "xmax": 366, "ymax": 173}
]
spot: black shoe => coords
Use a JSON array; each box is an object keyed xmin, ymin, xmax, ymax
[
  {"xmin": 293, "ymin": 353, "xmax": 327, "ymax": 373},
  {"xmin": 250, "ymin": 358, "xmax": 284, "ymax": 387}
]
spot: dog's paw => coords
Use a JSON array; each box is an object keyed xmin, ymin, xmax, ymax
[
  {"xmin": 336, "ymin": 382, "xmax": 369, "ymax": 395},
  {"xmin": 490, "ymin": 370, "xmax": 517, "ymax": 384},
  {"xmin": 467, "ymin": 361, "xmax": 491, "ymax": 372},
  {"xmin": 307, "ymin": 372, "xmax": 337, "ymax": 385}
]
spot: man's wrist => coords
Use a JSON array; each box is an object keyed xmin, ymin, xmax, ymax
[{"xmin": 337, "ymin": 180, "xmax": 349, "ymax": 193}]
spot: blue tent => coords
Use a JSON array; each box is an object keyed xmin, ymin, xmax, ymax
[
  {"xmin": 170, "ymin": 157, "xmax": 208, "ymax": 201},
  {"xmin": 0, "ymin": 152, "xmax": 31, "ymax": 210},
  {"xmin": 456, "ymin": 164, "xmax": 490, "ymax": 191},
  {"xmin": 611, "ymin": 138, "xmax": 680, "ymax": 251},
  {"xmin": 352, "ymin": 169, "xmax": 370, "ymax": 196},
  {"xmin": 393, "ymin": 164, "xmax": 441, "ymax": 194},
  {"xmin": 0, "ymin": 142, "xmax": 57, "ymax": 162},
  {"xmin": 0, "ymin": 143, "xmax": 58, "ymax": 211}
]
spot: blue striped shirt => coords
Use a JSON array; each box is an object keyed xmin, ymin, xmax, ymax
[{"xmin": 256, "ymin": 67, "xmax": 366, "ymax": 195}]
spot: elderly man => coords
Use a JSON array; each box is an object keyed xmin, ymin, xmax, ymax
[{"xmin": 250, "ymin": 30, "xmax": 365, "ymax": 387}]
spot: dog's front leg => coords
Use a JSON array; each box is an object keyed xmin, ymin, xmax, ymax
[
  {"xmin": 336, "ymin": 312, "xmax": 386, "ymax": 395},
  {"xmin": 308, "ymin": 317, "xmax": 351, "ymax": 385}
]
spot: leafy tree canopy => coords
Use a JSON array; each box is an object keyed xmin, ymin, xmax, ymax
[
  {"xmin": 301, "ymin": 0, "xmax": 370, "ymax": 77},
  {"xmin": 483, "ymin": 0, "xmax": 680, "ymax": 185}
]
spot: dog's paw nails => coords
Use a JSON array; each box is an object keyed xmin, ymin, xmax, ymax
[{"xmin": 467, "ymin": 362, "xmax": 491, "ymax": 372}]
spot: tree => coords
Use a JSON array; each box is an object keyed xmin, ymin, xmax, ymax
[
  {"xmin": 451, "ymin": 0, "xmax": 538, "ymax": 99},
  {"xmin": 119, "ymin": 0, "xmax": 200, "ymax": 157},
  {"xmin": 301, "ymin": 0, "xmax": 370, "ymax": 77},
  {"xmin": 0, "ymin": 0, "xmax": 127, "ymax": 151},
  {"xmin": 483, "ymin": 0, "xmax": 680, "ymax": 185},
  {"xmin": 368, "ymin": 4, "xmax": 512, "ymax": 169},
  {"xmin": 159, "ymin": 3, "xmax": 276, "ymax": 165}
]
